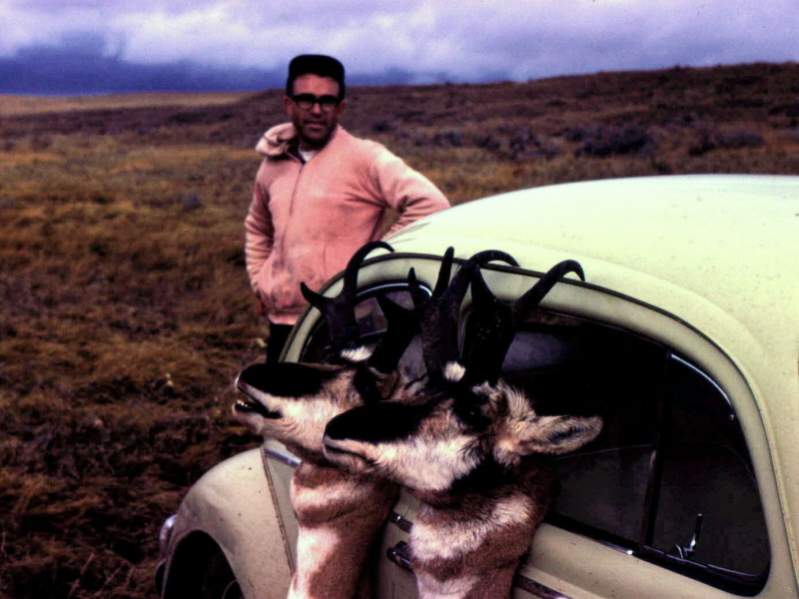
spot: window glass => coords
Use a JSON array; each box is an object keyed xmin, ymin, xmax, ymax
[
  {"xmin": 508, "ymin": 320, "xmax": 662, "ymax": 543},
  {"xmin": 652, "ymin": 357, "xmax": 769, "ymax": 577},
  {"xmin": 507, "ymin": 312, "xmax": 769, "ymax": 593}
]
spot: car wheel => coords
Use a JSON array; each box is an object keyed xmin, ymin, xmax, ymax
[
  {"xmin": 163, "ymin": 532, "xmax": 243, "ymax": 599},
  {"xmin": 197, "ymin": 548, "xmax": 243, "ymax": 599}
]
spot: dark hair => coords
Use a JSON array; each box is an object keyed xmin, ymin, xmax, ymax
[{"xmin": 285, "ymin": 54, "xmax": 346, "ymax": 99}]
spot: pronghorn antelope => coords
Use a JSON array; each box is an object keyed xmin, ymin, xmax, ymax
[
  {"xmin": 233, "ymin": 241, "xmax": 416, "ymax": 599},
  {"xmin": 232, "ymin": 244, "xmax": 518, "ymax": 598},
  {"xmin": 323, "ymin": 257, "xmax": 603, "ymax": 599}
]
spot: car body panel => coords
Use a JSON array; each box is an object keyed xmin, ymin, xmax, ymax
[{"xmin": 162, "ymin": 449, "xmax": 292, "ymax": 599}]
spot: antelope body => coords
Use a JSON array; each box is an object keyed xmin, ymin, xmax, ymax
[{"xmin": 233, "ymin": 242, "xmax": 415, "ymax": 599}]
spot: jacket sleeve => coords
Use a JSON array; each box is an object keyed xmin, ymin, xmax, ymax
[
  {"xmin": 244, "ymin": 164, "xmax": 274, "ymax": 294},
  {"xmin": 368, "ymin": 148, "xmax": 450, "ymax": 237}
]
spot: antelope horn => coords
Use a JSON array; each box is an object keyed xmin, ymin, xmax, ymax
[
  {"xmin": 511, "ymin": 260, "xmax": 584, "ymax": 320},
  {"xmin": 462, "ymin": 269, "xmax": 515, "ymax": 384},
  {"xmin": 463, "ymin": 258, "xmax": 584, "ymax": 385},
  {"xmin": 438, "ymin": 249, "xmax": 516, "ymax": 333},
  {"xmin": 408, "ymin": 248, "xmax": 461, "ymax": 378},
  {"xmin": 415, "ymin": 249, "xmax": 518, "ymax": 383},
  {"xmin": 465, "ymin": 249, "xmax": 519, "ymax": 268},
  {"xmin": 431, "ymin": 246, "xmax": 455, "ymax": 298},
  {"xmin": 367, "ymin": 295, "xmax": 419, "ymax": 373},
  {"xmin": 460, "ymin": 251, "xmax": 519, "ymax": 384},
  {"xmin": 301, "ymin": 240, "xmax": 394, "ymax": 352}
]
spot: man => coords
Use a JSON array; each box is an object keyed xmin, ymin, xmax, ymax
[{"xmin": 245, "ymin": 54, "xmax": 450, "ymax": 361}]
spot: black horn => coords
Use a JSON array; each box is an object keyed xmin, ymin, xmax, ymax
[
  {"xmin": 512, "ymin": 260, "xmax": 584, "ymax": 319},
  {"xmin": 412, "ymin": 249, "xmax": 518, "ymax": 383},
  {"xmin": 463, "ymin": 259, "xmax": 584, "ymax": 384},
  {"xmin": 367, "ymin": 295, "xmax": 419, "ymax": 374},
  {"xmin": 301, "ymin": 241, "xmax": 394, "ymax": 353}
]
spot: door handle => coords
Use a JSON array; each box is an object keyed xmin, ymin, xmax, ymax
[{"xmin": 386, "ymin": 541, "xmax": 413, "ymax": 572}]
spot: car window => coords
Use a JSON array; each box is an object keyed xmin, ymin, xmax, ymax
[
  {"xmin": 506, "ymin": 313, "xmax": 770, "ymax": 595},
  {"xmin": 652, "ymin": 356, "xmax": 769, "ymax": 577}
]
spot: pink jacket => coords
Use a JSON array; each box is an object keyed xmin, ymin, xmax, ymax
[{"xmin": 244, "ymin": 123, "xmax": 450, "ymax": 325}]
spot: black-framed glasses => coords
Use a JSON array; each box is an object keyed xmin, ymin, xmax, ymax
[{"xmin": 291, "ymin": 93, "xmax": 341, "ymax": 112}]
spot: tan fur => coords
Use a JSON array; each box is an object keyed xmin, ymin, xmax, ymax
[
  {"xmin": 236, "ymin": 362, "xmax": 405, "ymax": 598},
  {"xmin": 290, "ymin": 461, "xmax": 398, "ymax": 599},
  {"xmin": 409, "ymin": 463, "xmax": 555, "ymax": 599},
  {"xmin": 323, "ymin": 375, "xmax": 589, "ymax": 599}
]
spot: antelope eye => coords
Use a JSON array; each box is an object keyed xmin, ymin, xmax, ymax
[{"xmin": 454, "ymin": 395, "xmax": 490, "ymax": 430}]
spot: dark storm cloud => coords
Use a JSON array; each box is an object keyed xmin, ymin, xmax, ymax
[
  {"xmin": 0, "ymin": 33, "xmax": 285, "ymax": 94},
  {"xmin": 1, "ymin": 1, "xmax": 798, "ymax": 94}
]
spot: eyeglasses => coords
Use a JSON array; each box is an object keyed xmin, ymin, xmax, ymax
[{"xmin": 290, "ymin": 93, "xmax": 341, "ymax": 112}]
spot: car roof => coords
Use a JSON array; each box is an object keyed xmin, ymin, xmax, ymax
[{"xmin": 387, "ymin": 174, "xmax": 798, "ymax": 388}]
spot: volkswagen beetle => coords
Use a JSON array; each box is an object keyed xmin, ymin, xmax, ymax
[{"xmin": 156, "ymin": 174, "xmax": 799, "ymax": 599}]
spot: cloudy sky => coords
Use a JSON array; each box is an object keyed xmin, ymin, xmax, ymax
[{"xmin": 2, "ymin": 0, "xmax": 798, "ymax": 94}]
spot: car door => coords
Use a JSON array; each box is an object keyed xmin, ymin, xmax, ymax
[{"xmin": 482, "ymin": 271, "xmax": 789, "ymax": 598}]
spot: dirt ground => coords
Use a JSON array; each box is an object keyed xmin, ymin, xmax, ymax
[{"xmin": 1, "ymin": 62, "xmax": 798, "ymax": 598}]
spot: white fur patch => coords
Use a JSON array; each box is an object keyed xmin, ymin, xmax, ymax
[
  {"xmin": 411, "ymin": 493, "xmax": 533, "ymax": 562},
  {"xmin": 443, "ymin": 362, "xmax": 466, "ymax": 382},
  {"xmin": 290, "ymin": 476, "xmax": 369, "ymax": 514},
  {"xmin": 281, "ymin": 397, "xmax": 348, "ymax": 452},
  {"xmin": 377, "ymin": 434, "xmax": 480, "ymax": 493},
  {"xmin": 415, "ymin": 572, "xmax": 479, "ymax": 599},
  {"xmin": 288, "ymin": 525, "xmax": 339, "ymax": 599},
  {"xmin": 340, "ymin": 345, "xmax": 373, "ymax": 363}
]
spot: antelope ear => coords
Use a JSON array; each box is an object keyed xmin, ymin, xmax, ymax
[{"xmin": 494, "ymin": 414, "xmax": 602, "ymax": 465}]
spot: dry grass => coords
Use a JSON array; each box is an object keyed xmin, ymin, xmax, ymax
[
  {"xmin": 1, "ymin": 61, "xmax": 799, "ymax": 598},
  {"xmin": 0, "ymin": 92, "xmax": 254, "ymax": 117}
]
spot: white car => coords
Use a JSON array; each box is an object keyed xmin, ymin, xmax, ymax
[{"xmin": 156, "ymin": 174, "xmax": 799, "ymax": 599}]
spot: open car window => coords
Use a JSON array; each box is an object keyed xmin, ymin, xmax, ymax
[{"xmin": 507, "ymin": 312, "xmax": 770, "ymax": 595}]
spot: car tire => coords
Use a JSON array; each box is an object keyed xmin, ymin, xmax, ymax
[
  {"xmin": 163, "ymin": 532, "xmax": 243, "ymax": 599},
  {"xmin": 197, "ymin": 549, "xmax": 243, "ymax": 599}
]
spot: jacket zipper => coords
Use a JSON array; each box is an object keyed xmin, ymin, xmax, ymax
[
  {"xmin": 287, "ymin": 157, "xmax": 304, "ymax": 219},
  {"xmin": 274, "ymin": 156, "xmax": 304, "ymax": 263}
]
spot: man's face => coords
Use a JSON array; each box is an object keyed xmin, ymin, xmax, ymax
[{"xmin": 284, "ymin": 74, "xmax": 345, "ymax": 150}]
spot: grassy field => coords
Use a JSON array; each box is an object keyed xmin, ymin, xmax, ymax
[
  {"xmin": 0, "ymin": 91, "xmax": 252, "ymax": 117},
  {"xmin": 1, "ymin": 61, "xmax": 798, "ymax": 598}
]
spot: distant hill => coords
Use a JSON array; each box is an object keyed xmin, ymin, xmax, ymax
[{"xmin": 3, "ymin": 61, "xmax": 798, "ymax": 177}]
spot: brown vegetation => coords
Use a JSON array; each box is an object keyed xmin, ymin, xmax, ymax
[
  {"xmin": 0, "ymin": 92, "xmax": 251, "ymax": 117},
  {"xmin": 1, "ymin": 61, "xmax": 798, "ymax": 598}
]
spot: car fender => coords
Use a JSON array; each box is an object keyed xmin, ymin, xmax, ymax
[{"xmin": 163, "ymin": 448, "xmax": 292, "ymax": 599}]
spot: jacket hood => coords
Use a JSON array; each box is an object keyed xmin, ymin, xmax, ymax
[
  {"xmin": 255, "ymin": 123, "xmax": 345, "ymax": 158},
  {"xmin": 255, "ymin": 122, "xmax": 297, "ymax": 157}
]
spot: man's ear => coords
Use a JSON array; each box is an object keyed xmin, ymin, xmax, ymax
[
  {"xmin": 494, "ymin": 414, "xmax": 602, "ymax": 466},
  {"xmin": 283, "ymin": 95, "xmax": 293, "ymax": 116}
]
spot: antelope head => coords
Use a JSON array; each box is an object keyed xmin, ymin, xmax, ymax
[
  {"xmin": 322, "ymin": 257, "xmax": 603, "ymax": 496},
  {"xmin": 232, "ymin": 241, "xmax": 418, "ymax": 461}
]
